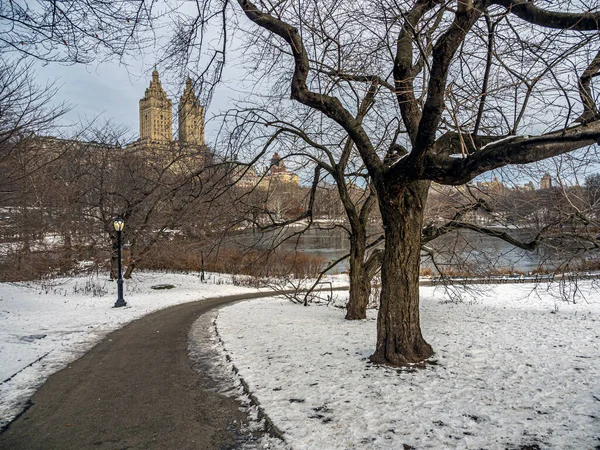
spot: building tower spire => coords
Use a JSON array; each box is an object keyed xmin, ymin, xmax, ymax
[
  {"xmin": 178, "ymin": 76, "xmax": 205, "ymax": 146},
  {"xmin": 139, "ymin": 67, "xmax": 173, "ymax": 143}
]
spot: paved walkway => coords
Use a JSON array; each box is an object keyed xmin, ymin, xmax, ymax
[{"xmin": 0, "ymin": 292, "xmax": 286, "ymax": 450}]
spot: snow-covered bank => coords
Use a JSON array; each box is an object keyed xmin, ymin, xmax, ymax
[
  {"xmin": 215, "ymin": 283, "xmax": 600, "ymax": 449},
  {"xmin": 0, "ymin": 271, "xmax": 261, "ymax": 429}
]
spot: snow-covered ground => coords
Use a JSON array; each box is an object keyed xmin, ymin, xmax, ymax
[
  {"xmin": 2, "ymin": 271, "xmax": 598, "ymax": 448},
  {"xmin": 0, "ymin": 271, "xmax": 263, "ymax": 429},
  {"xmin": 215, "ymin": 282, "xmax": 600, "ymax": 449}
]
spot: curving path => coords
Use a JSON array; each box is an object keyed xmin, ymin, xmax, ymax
[{"xmin": 0, "ymin": 291, "xmax": 293, "ymax": 450}]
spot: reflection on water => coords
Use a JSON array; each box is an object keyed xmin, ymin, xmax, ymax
[
  {"xmin": 233, "ymin": 227, "xmax": 591, "ymax": 274},
  {"xmin": 232, "ymin": 227, "xmax": 353, "ymax": 273},
  {"xmin": 422, "ymin": 229, "xmax": 545, "ymax": 273}
]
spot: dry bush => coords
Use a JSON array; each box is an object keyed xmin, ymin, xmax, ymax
[
  {"xmin": 0, "ymin": 251, "xmax": 62, "ymax": 282},
  {"xmin": 419, "ymin": 267, "xmax": 433, "ymax": 277},
  {"xmin": 139, "ymin": 241, "xmax": 205, "ymax": 272},
  {"xmin": 562, "ymin": 258, "xmax": 600, "ymax": 272},
  {"xmin": 420, "ymin": 264, "xmax": 557, "ymax": 278},
  {"xmin": 0, "ymin": 235, "xmax": 326, "ymax": 283},
  {"xmin": 139, "ymin": 239, "xmax": 326, "ymax": 279},
  {"xmin": 0, "ymin": 243, "xmax": 109, "ymax": 282},
  {"xmin": 0, "ymin": 248, "xmax": 85, "ymax": 282}
]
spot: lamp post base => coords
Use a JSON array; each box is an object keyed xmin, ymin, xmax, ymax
[
  {"xmin": 113, "ymin": 298, "xmax": 127, "ymax": 308},
  {"xmin": 114, "ymin": 278, "xmax": 126, "ymax": 307}
]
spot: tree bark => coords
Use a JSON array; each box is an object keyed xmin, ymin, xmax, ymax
[
  {"xmin": 345, "ymin": 229, "xmax": 371, "ymax": 320},
  {"xmin": 124, "ymin": 261, "xmax": 135, "ymax": 279},
  {"xmin": 124, "ymin": 238, "xmax": 136, "ymax": 279},
  {"xmin": 109, "ymin": 235, "xmax": 118, "ymax": 281},
  {"xmin": 63, "ymin": 231, "xmax": 72, "ymax": 263},
  {"xmin": 370, "ymin": 180, "xmax": 433, "ymax": 365}
]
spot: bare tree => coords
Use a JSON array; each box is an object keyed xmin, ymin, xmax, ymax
[
  {"xmin": 221, "ymin": 102, "xmax": 385, "ymax": 318},
  {"xmin": 0, "ymin": 56, "xmax": 72, "ymax": 280},
  {"xmin": 201, "ymin": 0, "xmax": 600, "ymax": 365}
]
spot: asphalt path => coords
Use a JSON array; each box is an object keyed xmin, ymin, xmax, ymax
[{"xmin": 0, "ymin": 291, "xmax": 297, "ymax": 450}]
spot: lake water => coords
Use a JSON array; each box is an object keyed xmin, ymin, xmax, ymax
[{"xmin": 232, "ymin": 226, "xmax": 592, "ymax": 274}]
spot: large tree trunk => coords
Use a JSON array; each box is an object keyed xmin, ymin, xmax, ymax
[
  {"xmin": 370, "ymin": 180, "xmax": 433, "ymax": 366},
  {"xmin": 345, "ymin": 230, "xmax": 371, "ymax": 320}
]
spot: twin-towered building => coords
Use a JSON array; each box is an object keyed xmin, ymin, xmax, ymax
[
  {"xmin": 26, "ymin": 69, "xmax": 207, "ymax": 177},
  {"xmin": 134, "ymin": 68, "xmax": 205, "ymax": 147}
]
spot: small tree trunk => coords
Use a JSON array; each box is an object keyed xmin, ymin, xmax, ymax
[
  {"xmin": 124, "ymin": 238, "xmax": 136, "ymax": 279},
  {"xmin": 109, "ymin": 235, "xmax": 118, "ymax": 280},
  {"xmin": 63, "ymin": 231, "xmax": 73, "ymax": 262},
  {"xmin": 370, "ymin": 180, "xmax": 433, "ymax": 366},
  {"xmin": 124, "ymin": 261, "xmax": 135, "ymax": 279},
  {"xmin": 345, "ymin": 231, "xmax": 371, "ymax": 320}
]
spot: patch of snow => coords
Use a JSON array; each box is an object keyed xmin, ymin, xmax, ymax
[
  {"xmin": 215, "ymin": 282, "xmax": 600, "ymax": 449},
  {"xmin": 479, "ymin": 135, "xmax": 524, "ymax": 151}
]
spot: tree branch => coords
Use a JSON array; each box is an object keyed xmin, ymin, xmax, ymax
[
  {"xmin": 577, "ymin": 49, "xmax": 600, "ymax": 123},
  {"xmin": 473, "ymin": 11, "xmax": 496, "ymax": 136},
  {"xmin": 237, "ymin": 0, "xmax": 383, "ymax": 177},
  {"xmin": 393, "ymin": 0, "xmax": 436, "ymax": 143},
  {"xmin": 492, "ymin": 0, "xmax": 600, "ymax": 31},
  {"xmin": 257, "ymin": 165, "xmax": 321, "ymax": 232},
  {"xmin": 406, "ymin": 2, "xmax": 484, "ymax": 173},
  {"xmin": 424, "ymin": 220, "xmax": 542, "ymax": 251},
  {"xmin": 425, "ymin": 120, "xmax": 600, "ymax": 184}
]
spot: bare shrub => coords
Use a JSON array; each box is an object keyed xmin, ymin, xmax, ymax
[
  {"xmin": 138, "ymin": 238, "xmax": 326, "ymax": 279},
  {"xmin": 0, "ymin": 248, "xmax": 78, "ymax": 282}
]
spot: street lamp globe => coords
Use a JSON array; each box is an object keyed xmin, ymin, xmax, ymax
[{"xmin": 113, "ymin": 217, "xmax": 125, "ymax": 232}]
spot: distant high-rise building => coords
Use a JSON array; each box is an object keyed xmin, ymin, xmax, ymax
[
  {"xmin": 476, "ymin": 175, "xmax": 504, "ymax": 192},
  {"xmin": 137, "ymin": 69, "xmax": 205, "ymax": 148},
  {"xmin": 540, "ymin": 173, "xmax": 552, "ymax": 189},
  {"xmin": 127, "ymin": 69, "xmax": 208, "ymax": 171},
  {"xmin": 178, "ymin": 77, "xmax": 205, "ymax": 146},
  {"xmin": 270, "ymin": 152, "xmax": 286, "ymax": 174},
  {"xmin": 139, "ymin": 68, "xmax": 173, "ymax": 143}
]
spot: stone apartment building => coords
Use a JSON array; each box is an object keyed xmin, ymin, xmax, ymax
[
  {"xmin": 127, "ymin": 69, "xmax": 206, "ymax": 164},
  {"xmin": 233, "ymin": 152, "xmax": 300, "ymax": 189}
]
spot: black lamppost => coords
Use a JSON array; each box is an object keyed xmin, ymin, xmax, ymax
[{"xmin": 113, "ymin": 217, "xmax": 127, "ymax": 308}]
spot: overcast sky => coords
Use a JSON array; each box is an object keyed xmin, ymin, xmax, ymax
[{"xmin": 37, "ymin": 56, "xmax": 245, "ymax": 144}]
